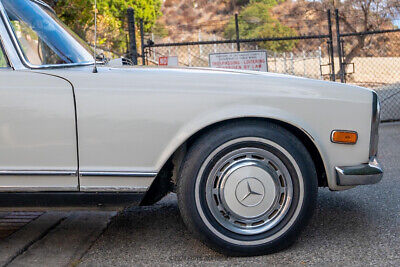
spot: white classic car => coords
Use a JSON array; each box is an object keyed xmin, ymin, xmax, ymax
[{"xmin": 0, "ymin": 0, "xmax": 382, "ymax": 256}]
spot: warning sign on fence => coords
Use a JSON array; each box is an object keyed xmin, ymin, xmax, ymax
[
  {"xmin": 159, "ymin": 56, "xmax": 179, "ymax": 67},
  {"xmin": 209, "ymin": 51, "xmax": 268, "ymax": 72}
]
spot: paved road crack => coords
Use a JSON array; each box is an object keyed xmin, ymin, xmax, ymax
[{"xmin": 1, "ymin": 216, "xmax": 66, "ymax": 267}]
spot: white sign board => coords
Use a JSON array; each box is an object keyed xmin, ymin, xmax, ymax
[
  {"xmin": 159, "ymin": 56, "xmax": 179, "ymax": 67},
  {"xmin": 209, "ymin": 51, "xmax": 268, "ymax": 72}
]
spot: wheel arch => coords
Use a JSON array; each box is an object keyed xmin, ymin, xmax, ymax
[{"xmin": 141, "ymin": 117, "xmax": 327, "ymax": 206}]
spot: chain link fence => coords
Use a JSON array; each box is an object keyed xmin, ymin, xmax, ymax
[
  {"xmin": 146, "ymin": 42, "xmax": 330, "ymax": 81},
  {"xmin": 339, "ymin": 31, "xmax": 400, "ymax": 121}
]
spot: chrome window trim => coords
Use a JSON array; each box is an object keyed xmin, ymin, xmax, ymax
[
  {"xmin": 0, "ymin": 2, "xmax": 24, "ymax": 69},
  {"xmin": 0, "ymin": 33, "xmax": 10, "ymax": 68},
  {"xmin": 30, "ymin": 0, "xmax": 56, "ymax": 14},
  {"xmin": 0, "ymin": 1, "xmax": 95, "ymax": 70}
]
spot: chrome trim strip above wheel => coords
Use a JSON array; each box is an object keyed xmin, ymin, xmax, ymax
[
  {"xmin": 335, "ymin": 157, "xmax": 383, "ymax": 186},
  {"xmin": 80, "ymin": 171, "xmax": 157, "ymax": 178}
]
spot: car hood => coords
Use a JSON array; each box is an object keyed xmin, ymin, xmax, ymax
[{"xmin": 37, "ymin": 65, "xmax": 374, "ymax": 104}]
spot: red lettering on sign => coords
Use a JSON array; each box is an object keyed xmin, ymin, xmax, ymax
[{"xmin": 159, "ymin": 57, "xmax": 168, "ymax": 66}]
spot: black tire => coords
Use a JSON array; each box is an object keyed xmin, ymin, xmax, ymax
[{"xmin": 177, "ymin": 120, "xmax": 318, "ymax": 256}]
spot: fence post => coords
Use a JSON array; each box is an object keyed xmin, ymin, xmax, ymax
[
  {"xmin": 290, "ymin": 52, "xmax": 294, "ymax": 74},
  {"xmin": 318, "ymin": 47, "xmax": 323, "ymax": 79},
  {"xmin": 235, "ymin": 14, "xmax": 240, "ymax": 51},
  {"xmin": 283, "ymin": 52, "xmax": 287, "ymax": 73},
  {"xmin": 213, "ymin": 35, "xmax": 217, "ymax": 53},
  {"xmin": 127, "ymin": 8, "xmax": 138, "ymax": 65},
  {"xmin": 335, "ymin": 9, "xmax": 345, "ymax": 83},
  {"xmin": 152, "ymin": 33, "xmax": 156, "ymax": 62},
  {"xmin": 303, "ymin": 51, "xmax": 306, "ymax": 77},
  {"xmin": 327, "ymin": 9, "xmax": 335, "ymax": 81},
  {"xmin": 188, "ymin": 46, "xmax": 192, "ymax": 67},
  {"xmin": 168, "ymin": 38, "xmax": 171, "ymax": 56},
  {"xmin": 198, "ymin": 30, "xmax": 203, "ymax": 57},
  {"xmin": 140, "ymin": 19, "xmax": 145, "ymax": 65}
]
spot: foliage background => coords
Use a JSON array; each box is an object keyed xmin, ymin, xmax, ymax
[
  {"xmin": 224, "ymin": 0, "xmax": 297, "ymax": 51},
  {"xmin": 43, "ymin": 0, "xmax": 399, "ymax": 56},
  {"xmin": 45, "ymin": 0, "xmax": 162, "ymax": 55}
]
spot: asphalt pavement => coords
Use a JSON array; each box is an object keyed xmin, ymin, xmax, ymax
[{"xmin": 0, "ymin": 122, "xmax": 399, "ymax": 266}]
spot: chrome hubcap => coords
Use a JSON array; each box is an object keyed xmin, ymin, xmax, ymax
[{"xmin": 205, "ymin": 147, "xmax": 293, "ymax": 235}]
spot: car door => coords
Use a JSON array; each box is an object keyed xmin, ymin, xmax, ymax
[{"xmin": 0, "ymin": 68, "xmax": 78, "ymax": 191}]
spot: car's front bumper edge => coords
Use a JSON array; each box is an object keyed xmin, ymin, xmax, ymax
[{"xmin": 335, "ymin": 157, "xmax": 383, "ymax": 186}]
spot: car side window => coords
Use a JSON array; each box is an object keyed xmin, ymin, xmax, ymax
[
  {"xmin": 7, "ymin": 19, "xmax": 66, "ymax": 66},
  {"xmin": 0, "ymin": 42, "xmax": 9, "ymax": 68}
]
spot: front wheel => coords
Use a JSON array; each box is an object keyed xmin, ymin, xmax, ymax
[{"xmin": 177, "ymin": 121, "xmax": 318, "ymax": 256}]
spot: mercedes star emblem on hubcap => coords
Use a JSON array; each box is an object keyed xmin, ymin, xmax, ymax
[{"xmin": 235, "ymin": 177, "xmax": 265, "ymax": 207}]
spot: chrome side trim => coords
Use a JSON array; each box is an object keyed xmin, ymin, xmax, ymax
[
  {"xmin": 80, "ymin": 186, "xmax": 149, "ymax": 193},
  {"xmin": 335, "ymin": 157, "xmax": 383, "ymax": 186},
  {"xmin": 0, "ymin": 170, "xmax": 77, "ymax": 176},
  {"xmin": 79, "ymin": 171, "xmax": 157, "ymax": 193},
  {"xmin": 80, "ymin": 171, "xmax": 157, "ymax": 178},
  {"xmin": 0, "ymin": 186, "xmax": 78, "ymax": 192}
]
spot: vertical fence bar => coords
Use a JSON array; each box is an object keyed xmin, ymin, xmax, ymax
[
  {"xmin": 213, "ymin": 35, "xmax": 217, "ymax": 53},
  {"xmin": 318, "ymin": 46, "xmax": 323, "ymax": 79},
  {"xmin": 168, "ymin": 38, "xmax": 171, "ymax": 56},
  {"xmin": 283, "ymin": 52, "xmax": 287, "ymax": 73},
  {"xmin": 198, "ymin": 30, "xmax": 202, "ymax": 57},
  {"xmin": 127, "ymin": 8, "xmax": 138, "ymax": 65},
  {"xmin": 335, "ymin": 9, "xmax": 345, "ymax": 83},
  {"xmin": 140, "ymin": 19, "xmax": 145, "ymax": 65},
  {"xmin": 340, "ymin": 40, "xmax": 347, "ymax": 83},
  {"xmin": 303, "ymin": 51, "xmax": 306, "ymax": 77},
  {"xmin": 152, "ymin": 33, "xmax": 156, "ymax": 62},
  {"xmin": 274, "ymin": 52, "xmax": 277, "ymax": 72},
  {"xmin": 188, "ymin": 46, "xmax": 192, "ymax": 67},
  {"xmin": 290, "ymin": 52, "xmax": 294, "ymax": 74},
  {"xmin": 235, "ymin": 14, "xmax": 241, "ymax": 51},
  {"xmin": 327, "ymin": 9, "xmax": 335, "ymax": 81}
]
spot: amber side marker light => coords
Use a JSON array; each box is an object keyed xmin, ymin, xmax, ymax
[{"xmin": 331, "ymin": 130, "xmax": 358, "ymax": 144}]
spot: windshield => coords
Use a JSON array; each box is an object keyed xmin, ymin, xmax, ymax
[{"xmin": 1, "ymin": 0, "xmax": 94, "ymax": 66}]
